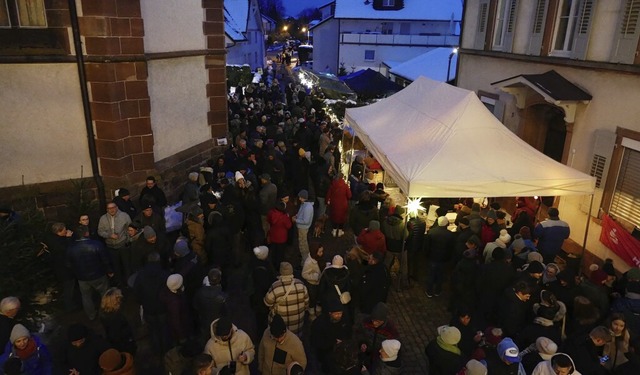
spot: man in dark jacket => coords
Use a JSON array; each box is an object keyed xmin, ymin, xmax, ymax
[
  {"xmin": 139, "ymin": 175, "xmax": 168, "ymax": 215},
  {"xmin": 534, "ymin": 207, "xmax": 570, "ymax": 264},
  {"xmin": 113, "ymin": 188, "xmax": 137, "ymax": 220},
  {"xmin": 133, "ymin": 252, "xmax": 170, "ymax": 355},
  {"xmin": 57, "ymin": 323, "xmax": 109, "ymax": 375},
  {"xmin": 67, "ymin": 232, "xmax": 112, "ymax": 320},
  {"xmin": 45, "ymin": 222, "xmax": 76, "ymax": 312},
  {"xmin": 425, "ymin": 216, "xmax": 454, "ymax": 297},
  {"xmin": 360, "ymin": 252, "xmax": 390, "ymax": 314},
  {"xmin": 498, "ymin": 281, "xmax": 533, "ymax": 339},
  {"xmin": 476, "ymin": 247, "xmax": 516, "ymax": 323},
  {"xmin": 192, "ymin": 268, "xmax": 227, "ymax": 345},
  {"xmin": 562, "ymin": 326, "xmax": 611, "ymax": 375},
  {"xmin": 311, "ymin": 298, "xmax": 353, "ymax": 373}
]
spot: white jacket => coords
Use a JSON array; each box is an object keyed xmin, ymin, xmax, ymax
[
  {"xmin": 302, "ymin": 257, "xmax": 321, "ymax": 285},
  {"xmin": 532, "ymin": 354, "xmax": 582, "ymax": 375}
]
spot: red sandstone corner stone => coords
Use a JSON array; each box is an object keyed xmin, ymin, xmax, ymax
[
  {"xmin": 133, "ymin": 153, "xmax": 155, "ymax": 171},
  {"xmin": 202, "ymin": 0, "xmax": 223, "ymax": 9},
  {"xmin": 130, "ymin": 18, "xmax": 144, "ymax": 37},
  {"xmin": 210, "ymin": 123, "xmax": 227, "ymax": 138},
  {"xmin": 81, "ymin": 0, "xmax": 117, "ymax": 17},
  {"xmin": 204, "ymin": 9, "xmax": 223, "ymax": 22},
  {"xmin": 96, "ymin": 139, "xmax": 125, "ymax": 159},
  {"xmin": 206, "ymin": 35, "xmax": 225, "ymax": 49},
  {"xmin": 100, "ymin": 155, "xmax": 133, "ymax": 177},
  {"xmin": 125, "ymin": 81, "xmax": 148, "ymax": 99},
  {"xmin": 208, "ymin": 68, "xmax": 226, "ymax": 82},
  {"xmin": 134, "ymin": 62, "xmax": 148, "ymax": 80},
  {"xmin": 90, "ymin": 81, "xmax": 125, "ymax": 102},
  {"xmin": 85, "ymin": 36, "xmax": 121, "ymax": 55},
  {"xmin": 91, "ymin": 102, "xmax": 121, "ymax": 122},
  {"xmin": 209, "ymin": 98, "xmax": 226, "ymax": 112},
  {"xmin": 207, "ymin": 110, "xmax": 227, "ymax": 125},
  {"xmin": 116, "ymin": 0, "xmax": 141, "ymax": 17},
  {"xmin": 78, "ymin": 16, "xmax": 109, "ymax": 37},
  {"xmin": 110, "ymin": 18, "xmax": 131, "ymax": 36},
  {"xmin": 95, "ymin": 120, "xmax": 129, "ymax": 140},
  {"xmin": 128, "ymin": 117, "xmax": 151, "ymax": 136},
  {"xmin": 123, "ymin": 136, "xmax": 143, "ymax": 154},
  {"xmin": 114, "ymin": 62, "xmax": 137, "ymax": 81},
  {"xmin": 141, "ymin": 135, "xmax": 154, "ymax": 153},
  {"xmin": 85, "ymin": 63, "xmax": 116, "ymax": 82},
  {"xmin": 120, "ymin": 37, "xmax": 144, "ymax": 55},
  {"xmin": 138, "ymin": 99, "xmax": 151, "ymax": 116},
  {"xmin": 206, "ymin": 83, "xmax": 227, "ymax": 97},
  {"xmin": 119, "ymin": 100, "xmax": 140, "ymax": 118}
]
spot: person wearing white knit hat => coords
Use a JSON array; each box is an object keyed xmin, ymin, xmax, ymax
[
  {"xmin": 372, "ymin": 339, "xmax": 402, "ymax": 373},
  {"xmin": 483, "ymin": 229, "xmax": 512, "ymax": 263},
  {"xmin": 161, "ymin": 273, "xmax": 191, "ymax": 344},
  {"xmin": 426, "ymin": 325, "xmax": 464, "ymax": 374}
]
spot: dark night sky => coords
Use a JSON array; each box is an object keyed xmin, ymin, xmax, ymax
[{"xmin": 282, "ymin": 0, "xmax": 328, "ymax": 17}]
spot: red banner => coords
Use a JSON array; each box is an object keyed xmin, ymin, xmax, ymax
[{"xmin": 599, "ymin": 214, "xmax": 640, "ymax": 267}]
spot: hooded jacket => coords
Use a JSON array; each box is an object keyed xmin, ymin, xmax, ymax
[
  {"xmin": 532, "ymin": 353, "xmax": 582, "ymax": 375},
  {"xmin": 204, "ymin": 319, "xmax": 255, "ymax": 375},
  {"xmin": 257, "ymin": 329, "xmax": 307, "ymax": 375}
]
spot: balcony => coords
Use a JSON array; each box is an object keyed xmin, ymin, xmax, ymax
[{"xmin": 340, "ymin": 32, "xmax": 459, "ymax": 47}]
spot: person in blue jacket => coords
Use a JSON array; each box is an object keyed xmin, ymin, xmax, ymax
[{"xmin": 0, "ymin": 324, "xmax": 52, "ymax": 375}]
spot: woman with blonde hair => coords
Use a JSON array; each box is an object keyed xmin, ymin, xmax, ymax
[{"xmin": 100, "ymin": 287, "xmax": 137, "ymax": 354}]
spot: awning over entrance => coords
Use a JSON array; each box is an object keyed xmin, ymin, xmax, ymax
[{"xmin": 491, "ymin": 70, "xmax": 592, "ymax": 123}]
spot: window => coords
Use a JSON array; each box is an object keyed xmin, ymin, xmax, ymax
[
  {"xmin": 603, "ymin": 128, "xmax": 640, "ymax": 229},
  {"xmin": 381, "ymin": 22, "xmax": 393, "ymax": 35},
  {"xmin": 492, "ymin": 0, "xmax": 518, "ymax": 51},
  {"xmin": 611, "ymin": 0, "xmax": 640, "ymax": 63},
  {"xmin": 383, "ymin": 0, "xmax": 395, "ymax": 6},
  {"xmin": 492, "ymin": 0, "xmax": 508, "ymax": 48},
  {"xmin": 364, "ymin": 50, "xmax": 375, "ymax": 61},
  {"xmin": 551, "ymin": 0, "xmax": 580, "ymax": 56},
  {"xmin": 1, "ymin": 0, "xmax": 46, "ymax": 27},
  {"xmin": 400, "ymin": 22, "xmax": 410, "ymax": 35}
]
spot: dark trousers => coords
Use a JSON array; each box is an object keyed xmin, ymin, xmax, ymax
[
  {"xmin": 145, "ymin": 313, "xmax": 170, "ymax": 356},
  {"xmin": 426, "ymin": 261, "xmax": 445, "ymax": 294}
]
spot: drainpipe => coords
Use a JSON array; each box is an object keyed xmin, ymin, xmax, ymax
[{"xmin": 68, "ymin": 0, "xmax": 107, "ymax": 211}]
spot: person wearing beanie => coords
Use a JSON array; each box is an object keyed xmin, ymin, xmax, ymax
[
  {"xmin": 357, "ymin": 220, "xmax": 387, "ymax": 256},
  {"xmin": 518, "ymin": 291, "xmax": 563, "ymax": 348},
  {"xmin": 534, "ymin": 207, "xmax": 570, "ymax": 264},
  {"xmin": 139, "ymin": 176, "xmax": 168, "ymax": 215},
  {"xmin": 310, "ymin": 297, "xmax": 353, "ymax": 373},
  {"xmin": 531, "ymin": 353, "xmax": 582, "ymax": 375},
  {"xmin": 249, "ymin": 243, "xmax": 277, "ymax": 337},
  {"xmin": 509, "ymin": 234, "xmax": 532, "ymax": 271},
  {"xmin": 425, "ymin": 325, "xmax": 464, "ymax": 375},
  {"xmin": 425, "ymin": 214, "xmax": 455, "ymax": 297},
  {"xmin": 134, "ymin": 200, "xmax": 166, "ymax": 241},
  {"xmin": 293, "ymin": 189, "xmax": 314, "ymax": 265},
  {"xmin": 204, "ymin": 317, "xmax": 255, "ymax": 375},
  {"xmin": 98, "ymin": 348, "xmax": 135, "ymax": 375},
  {"xmin": 326, "ymin": 173, "xmax": 352, "ymax": 237},
  {"xmin": 453, "ymin": 216, "xmax": 476, "ymax": 265},
  {"xmin": 482, "ymin": 229, "xmax": 511, "ymax": 264},
  {"xmin": 0, "ymin": 324, "xmax": 52, "ymax": 375},
  {"xmin": 193, "ymin": 268, "xmax": 228, "ymax": 344},
  {"xmin": 182, "ymin": 171, "xmax": 201, "ymax": 207},
  {"xmin": 160, "ymin": 273, "xmax": 193, "ymax": 346},
  {"xmin": 464, "ymin": 359, "xmax": 488, "ymax": 375},
  {"xmin": 264, "ymin": 262, "xmax": 309, "ymax": 335},
  {"xmin": 355, "ymin": 302, "xmax": 400, "ymax": 368},
  {"xmin": 113, "ymin": 187, "xmax": 137, "ymax": 220},
  {"xmin": 318, "ymin": 251, "xmax": 352, "ymax": 317},
  {"xmin": 373, "ymin": 339, "xmax": 402, "ymax": 373},
  {"xmin": 520, "ymin": 336, "xmax": 559, "ymax": 374},
  {"xmin": 186, "ymin": 204, "xmax": 207, "ymax": 264},
  {"xmin": 381, "ymin": 204, "xmax": 409, "ymax": 253},
  {"xmin": 60, "ymin": 323, "xmax": 110, "ymax": 375},
  {"xmin": 258, "ymin": 314, "xmax": 307, "ymax": 375}
]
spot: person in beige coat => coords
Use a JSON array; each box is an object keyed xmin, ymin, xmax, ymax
[
  {"xmin": 258, "ymin": 314, "xmax": 307, "ymax": 375},
  {"xmin": 204, "ymin": 317, "xmax": 255, "ymax": 375}
]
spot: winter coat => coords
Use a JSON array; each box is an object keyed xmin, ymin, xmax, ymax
[
  {"xmin": 187, "ymin": 219, "xmax": 206, "ymax": 264},
  {"xmin": 357, "ymin": 229, "xmax": 387, "ymax": 255},
  {"xmin": 59, "ymin": 332, "xmax": 109, "ymax": 375},
  {"xmin": 193, "ymin": 285, "xmax": 227, "ymax": 341},
  {"xmin": 360, "ymin": 263, "xmax": 390, "ymax": 314},
  {"xmin": 100, "ymin": 311, "xmax": 136, "ymax": 354},
  {"xmin": 98, "ymin": 210, "xmax": 132, "ymax": 249},
  {"xmin": 133, "ymin": 262, "xmax": 169, "ymax": 316},
  {"xmin": 139, "ymin": 184, "xmax": 167, "ymax": 211},
  {"xmin": 326, "ymin": 178, "xmax": 351, "ymax": 224},
  {"xmin": 0, "ymin": 335, "xmax": 52, "ymax": 375},
  {"xmin": 204, "ymin": 320, "xmax": 255, "ymax": 375},
  {"xmin": 113, "ymin": 195, "xmax": 137, "ymax": 220},
  {"xmin": 66, "ymin": 238, "xmax": 112, "ymax": 281},
  {"xmin": 310, "ymin": 310, "xmax": 353, "ymax": 359},
  {"xmin": 451, "ymin": 257, "xmax": 479, "ymax": 310},
  {"xmin": 425, "ymin": 225, "xmax": 454, "ymax": 262},
  {"xmin": 425, "ymin": 338, "xmax": 464, "ymax": 375},
  {"xmin": 349, "ymin": 204, "xmax": 379, "ymax": 236},
  {"xmin": 44, "ymin": 232, "xmax": 73, "ymax": 281},
  {"xmin": 318, "ymin": 266, "xmax": 351, "ymax": 307},
  {"xmin": 0, "ymin": 315, "xmax": 15, "ymax": 356},
  {"xmin": 476, "ymin": 261, "xmax": 516, "ymax": 318},
  {"xmin": 258, "ymin": 329, "xmax": 307, "ymax": 375},
  {"xmin": 302, "ymin": 256, "xmax": 321, "ymax": 286},
  {"xmin": 562, "ymin": 334, "xmax": 609, "ymax": 375},
  {"xmin": 373, "ymin": 358, "xmax": 402, "ymax": 375},
  {"xmin": 534, "ymin": 219, "xmax": 570, "ymax": 257},
  {"xmin": 295, "ymin": 201, "xmax": 314, "ymax": 229},
  {"xmin": 263, "ymin": 276, "xmax": 309, "ymax": 334},
  {"xmin": 381, "ymin": 215, "xmax": 408, "ymax": 253},
  {"xmin": 259, "ymin": 182, "xmax": 278, "ymax": 215},
  {"xmin": 267, "ymin": 208, "xmax": 292, "ymax": 244},
  {"xmin": 159, "ymin": 288, "xmax": 192, "ymax": 343},
  {"xmin": 499, "ymin": 288, "xmax": 532, "ymax": 339}
]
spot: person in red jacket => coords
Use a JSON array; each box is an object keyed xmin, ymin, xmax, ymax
[
  {"xmin": 357, "ymin": 220, "xmax": 387, "ymax": 255},
  {"xmin": 326, "ymin": 174, "xmax": 352, "ymax": 237},
  {"xmin": 267, "ymin": 201, "xmax": 293, "ymax": 269}
]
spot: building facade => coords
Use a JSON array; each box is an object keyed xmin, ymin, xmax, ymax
[
  {"xmin": 0, "ymin": 0, "xmax": 228, "ymax": 219},
  {"xmin": 312, "ymin": 0, "xmax": 460, "ymax": 75},
  {"xmin": 457, "ymin": 0, "xmax": 640, "ymax": 271},
  {"xmin": 225, "ymin": 0, "xmax": 266, "ymax": 69}
]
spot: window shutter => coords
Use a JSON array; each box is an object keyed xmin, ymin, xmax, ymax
[
  {"xmin": 527, "ymin": 0, "xmax": 549, "ymax": 55},
  {"xmin": 474, "ymin": 0, "xmax": 491, "ymax": 50},
  {"xmin": 502, "ymin": 0, "xmax": 519, "ymax": 52},
  {"xmin": 611, "ymin": 0, "xmax": 640, "ymax": 63},
  {"xmin": 571, "ymin": 0, "xmax": 597, "ymax": 60},
  {"xmin": 610, "ymin": 147, "xmax": 640, "ymax": 227}
]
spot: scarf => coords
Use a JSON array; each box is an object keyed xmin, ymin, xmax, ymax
[
  {"xmin": 15, "ymin": 338, "xmax": 37, "ymax": 360},
  {"xmin": 437, "ymin": 336, "xmax": 461, "ymax": 355}
]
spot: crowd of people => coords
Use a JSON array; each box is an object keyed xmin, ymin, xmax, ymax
[{"xmin": 1, "ymin": 61, "xmax": 640, "ymax": 375}]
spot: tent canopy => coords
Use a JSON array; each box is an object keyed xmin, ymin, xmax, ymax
[
  {"xmin": 344, "ymin": 76, "xmax": 595, "ymax": 198},
  {"xmin": 340, "ymin": 68, "xmax": 403, "ymax": 98}
]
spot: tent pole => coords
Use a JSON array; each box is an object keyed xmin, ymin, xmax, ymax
[
  {"xmin": 347, "ymin": 133, "xmax": 355, "ymax": 178},
  {"xmin": 579, "ymin": 194, "xmax": 595, "ymax": 273},
  {"xmin": 399, "ymin": 208, "xmax": 410, "ymax": 290}
]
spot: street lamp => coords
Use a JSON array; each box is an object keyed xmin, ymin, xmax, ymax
[
  {"xmin": 283, "ymin": 25, "xmax": 288, "ymax": 32},
  {"xmin": 446, "ymin": 47, "xmax": 459, "ymax": 83},
  {"xmin": 301, "ymin": 27, "xmax": 310, "ymax": 44}
]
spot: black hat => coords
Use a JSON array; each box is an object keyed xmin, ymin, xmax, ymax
[
  {"xmin": 215, "ymin": 317, "xmax": 232, "ymax": 337},
  {"xmin": 527, "ymin": 261, "xmax": 545, "ymax": 274},
  {"xmin": 270, "ymin": 314, "xmax": 287, "ymax": 337},
  {"xmin": 118, "ymin": 188, "xmax": 130, "ymax": 197}
]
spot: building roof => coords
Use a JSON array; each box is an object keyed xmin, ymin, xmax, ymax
[
  {"xmin": 492, "ymin": 70, "xmax": 592, "ymax": 102},
  {"xmin": 389, "ymin": 48, "xmax": 458, "ymax": 82},
  {"xmin": 334, "ymin": 0, "xmax": 461, "ymax": 21},
  {"xmin": 225, "ymin": 0, "xmax": 249, "ymax": 41}
]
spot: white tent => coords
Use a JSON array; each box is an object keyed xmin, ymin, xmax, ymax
[{"xmin": 344, "ymin": 76, "xmax": 595, "ymax": 198}]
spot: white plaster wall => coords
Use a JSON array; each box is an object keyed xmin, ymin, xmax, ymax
[
  {"xmin": 0, "ymin": 64, "xmax": 92, "ymax": 188},
  {"xmin": 457, "ymin": 54, "xmax": 640, "ymax": 270},
  {"xmin": 461, "ymin": 0, "xmax": 479, "ymax": 49},
  {"xmin": 140, "ymin": 0, "xmax": 205, "ymax": 53},
  {"xmin": 339, "ymin": 44, "xmax": 434, "ymax": 72},
  {"xmin": 147, "ymin": 56, "xmax": 210, "ymax": 161},
  {"xmin": 313, "ymin": 19, "xmax": 340, "ymax": 74}
]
